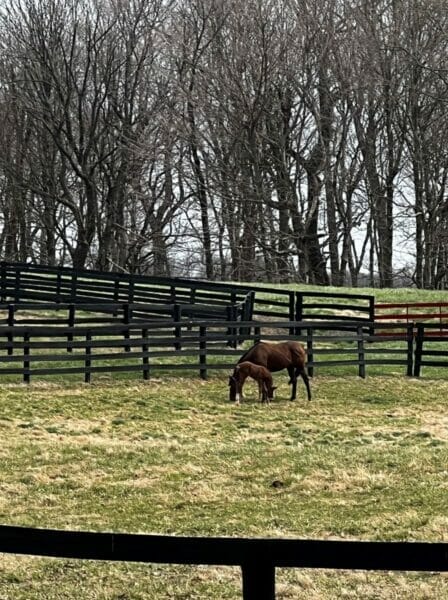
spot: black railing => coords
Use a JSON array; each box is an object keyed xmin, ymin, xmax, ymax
[
  {"xmin": 0, "ymin": 262, "xmax": 445, "ymax": 383},
  {"xmin": 0, "ymin": 525, "xmax": 447, "ymax": 599},
  {"xmin": 0, "ymin": 319, "xmax": 444, "ymax": 383},
  {"xmin": 0, "ymin": 261, "xmax": 374, "ymax": 324}
]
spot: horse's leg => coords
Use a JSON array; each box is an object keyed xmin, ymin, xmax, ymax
[
  {"xmin": 290, "ymin": 378, "xmax": 297, "ymax": 401},
  {"xmin": 288, "ymin": 367, "xmax": 298, "ymax": 400},
  {"xmin": 287, "ymin": 366, "xmax": 294, "ymax": 385},
  {"xmin": 300, "ymin": 368, "xmax": 312, "ymax": 401}
]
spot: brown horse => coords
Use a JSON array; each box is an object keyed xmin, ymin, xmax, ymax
[
  {"xmin": 228, "ymin": 361, "xmax": 277, "ymax": 404},
  {"xmin": 228, "ymin": 341, "xmax": 311, "ymax": 402}
]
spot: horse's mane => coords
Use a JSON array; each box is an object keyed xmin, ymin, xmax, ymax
[{"xmin": 237, "ymin": 340, "xmax": 262, "ymax": 363}]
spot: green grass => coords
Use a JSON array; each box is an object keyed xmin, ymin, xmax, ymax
[
  {"xmin": 251, "ymin": 281, "xmax": 448, "ymax": 304},
  {"xmin": 0, "ymin": 374, "xmax": 447, "ymax": 598}
]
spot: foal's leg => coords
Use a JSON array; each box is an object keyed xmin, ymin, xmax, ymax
[
  {"xmin": 236, "ymin": 374, "xmax": 248, "ymax": 404},
  {"xmin": 257, "ymin": 380, "xmax": 269, "ymax": 403},
  {"xmin": 262, "ymin": 381, "xmax": 270, "ymax": 404},
  {"xmin": 257, "ymin": 379, "xmax": 264, "ymax": 402}
]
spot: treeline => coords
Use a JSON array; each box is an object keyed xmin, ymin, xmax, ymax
[{"xmin": 0, "ymin": 0, "xmax": 447, "ymax": 288}]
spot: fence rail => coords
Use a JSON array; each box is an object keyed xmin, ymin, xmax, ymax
[
  {"xmin": 374, "ymin": 301, "xmax": 448, "ymax": 336},
  {"xmin": 0, "ymin": 525, "xmax": 447, "ymax": 600}
]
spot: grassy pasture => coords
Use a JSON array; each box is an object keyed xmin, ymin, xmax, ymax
[{"xmin": 0, "ymin": 373, "xmax": 447, "ymax": 599}]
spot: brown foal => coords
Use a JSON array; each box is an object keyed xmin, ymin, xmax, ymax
[{"xmin": 228, "ymin": 361, "xmax": 277, "ymax": 404}]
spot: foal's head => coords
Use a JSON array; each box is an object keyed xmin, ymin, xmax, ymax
[{"xmin": 228, "ymin": 366, "xmax": 242, "ymax": 403}]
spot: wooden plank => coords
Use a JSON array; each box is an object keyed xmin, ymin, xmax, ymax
[
  {"xmin": 0, "ymin": 524, "xmax": 446, "ymax": 572},
  {"xmin": 375, "ymin": 302, "xmax": 448, "ymax": 309}
]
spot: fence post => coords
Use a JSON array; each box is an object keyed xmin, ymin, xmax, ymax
[
  {"xmin": 70, "ymin": 271, "xmax": 77, "ymax": 303},
  {"xmin": 128, "ymin": 276, "xmax": 135, "ymax": 305},
  {"xmin": 369, "ymin": 296, "xmax": 375, "ymax": 322},
  {"xmin": 199, "ymin": 325, "xmax": 207, "ymax": 379},
  {"xmin": 14, "ymin": 269, "xmax": 20, "ymax": 303},
  {"xmin": 357, "ymin": 326, "xmax": 366, "ymax": 378},
  {"xmin": 288, "ymin": 292, "xmax": 295, "ymax": 336},
  {"xmin": 306, "ymin": 327, "xmax": 314, "ymax": 378},
  {"xmin": 23, "ymin": 331, "xmax": 30, "ymax": 384},
  {"xmin": 173, "ymin": 305, "xmax": 182, "ymax": 350},
  {"xmin": 232, "ymin": 305, "xmax": 238, "ymax": 348},
  {"xmin": 142, "ymin": 328, "xmax": 150, "ymax": 380},
  {"xmin": 239, "ymin": 293, "xmax": 252, "ymax": 340},
  {"xmin": 67, "ymin": 305, "xmax": 75, "ymax": 353},
  {"xmin": 0, "ymin": 262, "xmax": 6, "ymax": 302},
  {"xmin": 56, "ymin": 271, "xmax": 62, "ymax": 303},
  {"xmin": 7, "ymin": 304, "xmax": 15, "ymax": 356},
  {"xmin": 414, "ymin": 323, "xmax": 424, "ymax": 377},
  {"xmin": 406, "ymin": 323, "xmax": 414, "ymax": 377},
  {"xmin": 246, "ymin": 291, "xmax": 255, "ymax": 337},
  {"xmin": 230, "ymin": 292, "xmax": 238, "ymax": 348},
  {"xmin": 295, "ymin": 292, "xmax": 303, "ymax": 336},
  {"xmin": 226, "ymin": 306, "xmax": 237, "ymax": 348},
  {"xmin": 114, "ymin": 279, "xmax": 120, "ymax": 303},
  {"xmin": 123, "ymin": 304, "xmax": 131, "ymax": 352},
  {"xmin": 241, "ymin": 562, "xmax": 275, "ymax": 600},
  {"xmin": 85, "ymin": 330, "xmax": 91, "ymax": 383}
]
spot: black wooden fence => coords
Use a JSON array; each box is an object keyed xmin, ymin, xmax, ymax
[
  {"xmin": 0, "ymin": 525, "xmax": 447, "ymax": 599},
  {"xmin": 0, "ymin": 261, "xmax": 375, "ymax": 325},
  {"xmin": 0, "ymin": 317, "xmax": 444, "ymax": 383},
  {"xmin": 0, "ymin": 262, "xmax": 445, "ymax": 382}
]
